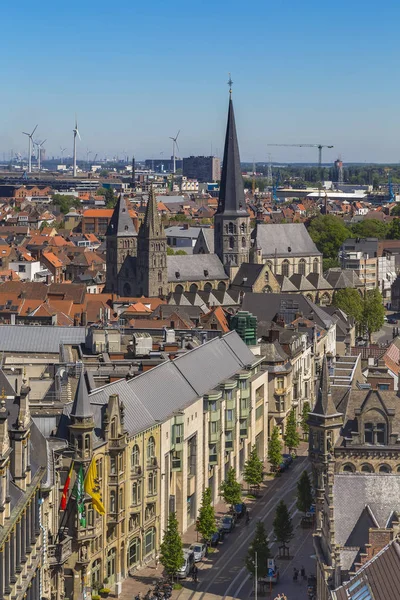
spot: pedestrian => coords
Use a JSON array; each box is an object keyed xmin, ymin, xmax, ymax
[
  {"xmin": 301, "ymin": 566, "xmax": 306, "ymax": 580},
  {"xmin": 293, "ymin": 567, "xmax": 299, "ymax": 582},
  {"xmin": 193, "ymin": 565, "xmax": 198, "ymax": 583}
]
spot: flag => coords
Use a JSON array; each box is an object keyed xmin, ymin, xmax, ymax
[
  {"xmin": 74, "ymin": 464, "xmax": 86, "ymax": 527},
  {"xmin": 84, "ymin": 458, "xmax": 105, "ymax": 515},
  {"xmin": 60, "ymin": 461, "xmax": 74, "ymax": 510}
]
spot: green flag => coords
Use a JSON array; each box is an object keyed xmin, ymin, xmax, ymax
[{"xmin": 73, "ymin": 464, "xmax": 86, "ymax": 527}]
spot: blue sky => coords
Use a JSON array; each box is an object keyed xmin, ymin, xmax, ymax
[{"xmin": 1, "ymin": 0, "xmax": 399, "ymax": 163}]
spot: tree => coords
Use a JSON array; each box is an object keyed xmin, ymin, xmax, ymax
[
  {"xmin": 333, "ymin": 288, "xmax": 364, "ymax": 324},
  {"xmin": 105, "ymin": 188, "xmax": 117, "ymax": 208},
  {"xmin": 167, "ymin": 246, "xmax": 175, "ymax": 255},
  {"xmin": 362, "ymin": 288, "xmax": 385, "ymax": 341},
  {"xmin": 296, "ymin": 470, "xmax": 313, "ymax": 515},
  {"xmin": 220, "ymin": 467, "xmax": 242, "ymax": 508},
  {"xmin": 52, "ymin": 193, "xmax": 80, "ymax": 215},
  {"xmin": 160, "ymin": 512, "xmax": 184, "ymax": 580},
  {"xmin": 284, "ymin": 409, "xmax": 300, "ymax": 454},
  {"xmin": 386, "ymin": 218, "xmax": 400, "ymax": 239},
  {"xmin": 308, "ymin": 215, "xmax": 350, "ymax": 260},
  {"xmin": 350, "ymin": 219, "xmax": 388, "ymax": 239},
  {"xmin": 245, "ymin": 520, "xmax": 270, "ymax": 580},
  {"xmin": 175, "ymin": 249, "xmax": 187, "ymax": 255},
  {"xmin": 273, "ymin": 500, "xmax": 294, "ymax": 553},
  {"xmin": 243, "ymin": 446, "xmax": 264, "ymax": 490},
  {"xmin": 268, "ymin": 426, "xmax": 283, "ymax": 472},
  {"xmin": 323, "ymin": 257, "xmax": 340, "ymax": 271},
  {"xmin": 301, "ymin": 402, "xmax": 311, "ymax": 440},
  {"xmin": 196, "ymin": 488, "xmax": 217, "ymax": 543}
]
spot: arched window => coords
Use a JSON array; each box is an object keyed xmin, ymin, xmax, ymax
[
  {"xmin": 379, "ymin": 464, "xmax": 391, "ymax": 473},
  {"xmin": 144, "ymin": 527, "xmax": 156, "ymax": 556},
  {"xmin": 91, "ymin": 558, "xmax": 102, "ymax": 587},
  {"xmin": 111, "ymin": 417, "xmax": 117, "ymax": 438},
  {"xmin": 242, "ymin": 237, "xmax": 246, "ymax": 248},
  {"xmin": 110, "ymin": 490, "xmax": 116, "ymax": 512},
  {"xmin": 189, "ymin": 283, "xmax": 198, "ymax": 293},
  {"xmin": 148, "ymin": 471, "xmax": 156, "ymax": 495},
  {"xmin": 218, "ymin": 281, "xmax": 226, "ymax": 292},
  {"xmin": 313, "ymin": 258, "xmax": 319, "ymax": 274},
  {"xmin": 128, "ymin": 537, "xmax": 140, "ymax": 567},
  {"xmin": 281, "ymin": 260, "xmax": 290, "ymax": 277},
  {"xmin": 361, "ymin": 464, "xmax": 374, "ymax": 473},
  {"xmin": 265, "ymin": 271, "xmax": 269, "ymax": 282},
  {"xmin": 131, "ymin": 445, "xmax": 140, "ymax": 468},
  {"xmin": 342, "ymin": 463, "xmax": 355, "ymax": 473},
  {"xmin": 298, "ymin": 259, "xmax": 306, "ymax": 276},
  {"xmin": 147, "ymin": 436, "xmax": 155, "ymax": 465},
  {"xmin": 158, "ymin": 271, "xmax": 162, "ymax": 282},
  {"xmin": 204, "ymin": 282, "xmax": 212, "ymax": 292},
  {"xmin": 175, "ymin": 284, "xmax": 184, "ymax": 293},
  {"xmin": 228, "ymin": 222, "xmax": 235, "ymax": 234},
  {"xmin": 229, "ymin": 236, "xmax": 235, "ymax": 250}
]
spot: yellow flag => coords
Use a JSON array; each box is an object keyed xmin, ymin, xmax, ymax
[{"xmin": 84, "ymin": 458, "xmax": 105, "ymax": 515}]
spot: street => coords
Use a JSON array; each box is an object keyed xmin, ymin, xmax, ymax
[{"xmin": 176, "ymin": 455, "xmax": 314, "ymax": 600}]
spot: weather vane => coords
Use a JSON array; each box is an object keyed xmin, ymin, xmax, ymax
[{"xmin": 227, "ymin": 73, "xmax": 233, "ymax": 94}]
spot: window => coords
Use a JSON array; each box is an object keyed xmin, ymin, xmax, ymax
[
  {"xmin": 361, "ymin": 464, "xmax": 374, "ymax": 473},
  {"xmin": 255, "ymin": 385, "xmax": 264, "ymax": 403},
  {"xmin": 110, "ymin": 490, "xmax": 116, "ymax": 513},
  {"xmin": 364, "ymin": 423, "xmax": 373, "ymax": 444},
  {"xmin": 240, "ymin": 223, "xmax": 246, "ymax": 233},
  {"xmin": 342, "ymin": 463, "xmax": 355, "ymax": 473},
  {"xmin": 144, "ymin": 527, "xmax": 155, "ymax": 556},
  {"xmin": 242, "ymin": 237, "xmax": 246, "ymax": 248},
  {"xmin": 229, "ymin": 236, "xmax": 235, "ymax": 250},
  {"xmin": 298, "ymin": 259, "xmax": 306, "ymax": 276},
  {"xmin": 377, "ymin": 423, "xmax": 386, "ymax": 444},
  {"xmin": 281, "ymin": 260, "xmax": 290, "ymax": 277},
  {"xmin": 226, "ymin": 409, "xmax": 233, "ymax": 422},
  {"xmin": 174, "ymin": 424, "xmax": 183, "ymax": 444},
  {"xmin": 131, "ymin": 445, "xmax": 140, "ymax": 468},
  {"xmin": 19, "ymin": 264, "xmax": 26, "ymax": 273},
  {"xmin": 148, "ymin": 472, "xmax": 156, "ymax": 496},
  {"xmin": 209, "ymin": 400, "xmax": 217, "ymax": 411},
  {"xmin": 256, "ymin": 405, "xmax": 263, "ymax": 420},
  {"xmin": 276, "ymin": 377, "xmax": 284, "ymax": 390},
  {"xmin": 378, "ymin": 384, "xmax": 389, "ymax": 391},
  {"xmin": 132, "ymin": 481, "xmax": 141, "ymax": 506},
  {"xmin": 110, "ymin": 456, "xmax": 117, "ymax": 474},
  {"xmin": 313, "ymin": 258, "xmax": 319, "ymax": 274},
  {"xmin": 147, "ymin": 437, "xmax": 155, "ymax": 465},
  {"xmin": 128, "ymin": 537, "xmax": 140, "ymax": 566},
  {"xmin": 379, "ymin": 464, "xmax": 391, "ymax": 473},
  {"xmin": 228, "ymin": 222, "xmax": 235, "ymax": 234},
  {"xmin": 210, "ymin": 421, "xmax": 219, "ymax": 434},
  {"xmin": 91, "ymin": 558, "xmax": 102, "ymax": 587},
  {"xmin": 364, "ymin": 422, "xmax": 386, "ymax": 445}
]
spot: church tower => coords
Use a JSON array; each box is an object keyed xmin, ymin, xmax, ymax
[
  {"xmin": 136, "ymin": 187, "xmax": 168, "ymax": 297},
  {"xmin": 214, "ymin": 89, "xmax": 250, "ymax": 278},
  {"xmin": 105, "ymin": 194, "xmax": 137, "ymax": 296}
]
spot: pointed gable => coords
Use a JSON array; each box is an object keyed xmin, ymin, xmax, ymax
[{"xmin": 70, "ymin": 370, "xmax": 92, "ymax": 419}]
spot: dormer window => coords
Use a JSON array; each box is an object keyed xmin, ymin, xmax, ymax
[{"xmin": 364, "ymin": 422, "xmax": 386, "ymax": 445}]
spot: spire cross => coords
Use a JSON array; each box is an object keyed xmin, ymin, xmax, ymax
[{"xmin": 227, "ymin": 73, "xmax": 233, "ymax": 95}]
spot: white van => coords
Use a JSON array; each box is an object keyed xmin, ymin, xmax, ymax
[{"xmin": 176, "ymin": 550, "xmax": 195, "ymax": 579}]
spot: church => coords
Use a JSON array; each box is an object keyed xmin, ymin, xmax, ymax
[{"xmin": 105, "ymin": 90, "xmax": 252, "ymax": 297}]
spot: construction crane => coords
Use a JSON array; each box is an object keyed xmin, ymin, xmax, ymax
[{"xmin": 267, "ymin": 143, "xmax": 334, "ymax": 168}]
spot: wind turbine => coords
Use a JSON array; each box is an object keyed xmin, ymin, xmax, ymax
[
  {"xmin": 35, "ymin": 140, "xmax": 47, "ymax": 172},
  {"xmin": 22, "ymin": 125, "xmax": 38, "ymax": 173},
  {"xmin": 60, "ymin": 146, "xmax": 67, "ymax": 164},
  {"xmin": 73, "ymin": 117, "xmax": 81, "ymax": 177},
  {"xmin": 169, "ymin": 130, "xmax": 180, "ymax": 174}
]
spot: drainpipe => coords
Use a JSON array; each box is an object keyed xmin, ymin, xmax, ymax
[{"xmin": 38, "ymin": 497, "xmax": 46, "ymax": 600}]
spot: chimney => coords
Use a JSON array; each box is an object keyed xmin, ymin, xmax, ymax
[{"xmin": 81, "ymin": 311, "xmax": 87, "ymax": 326}]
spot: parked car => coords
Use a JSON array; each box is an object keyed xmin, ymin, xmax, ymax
[
  {"xmin": 388, "ymin": 318, "xmax": 398, "ymax": 324},
  {"xmin": 283, "ymin": 453, "xmax": 293, "ymax": 467},
  {"xmin": 176, "ymin": 550, "xmax": 195, "ymax": 579},
  {"xmin": 233, "ymin": 502, "xmax": 246, "ymax": 519},
  {"xmin": 221, "ymin": 515, "xmax": 235, "ymax": 532},
  {"xmin": 189, "ymin": 543, "xmax": 206, "ymax": 562},
  {"xmin": 210, "ymin": 530, "xmax": 221, "ymax": 546}
]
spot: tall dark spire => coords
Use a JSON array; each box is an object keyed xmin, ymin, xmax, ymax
[
  {"xmin": 106, "ymin": 194, "xmax": 136, "ymax": 237},
  {"xmin": 142, "ymin": 186, "xmax": 161, "ymax": 238},
  {"xmin": 70, "ymin": 370, "xmax": 92, "ymax": 419},
  {"xmin": 313, "ymin": 355, "xmax": 338, "ymax": 416},
  {"xmin": 217, "ymin": 95, "xmax": 247, "ymax": 216}
]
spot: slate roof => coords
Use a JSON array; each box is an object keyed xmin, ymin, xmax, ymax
[
  {"xmin": 231, "ymin": 263, "xmax": 265, "ymax": 289},
  {"xmin": 193, "ymin": 228, "xmax": 214, "ymax": 254},
  {"xmin": 333, "ymin": 540, "xmax": 400, "ymax": 600},
  {"xmin": 333, "ymin": 474, "xmax": 400, "ymax": 547},
  {"xmin": 306, "ymin": 272, "xmax": 333, "ymax": 290},
  {"xmin": 70, "ymin": 371, "xmax": 92, "ymax": 418},
  {"xmin": 254, "ymin": 223, "xmax": 321, "ymax": 258},
  {"xmin": 289, "ymin": 273, "xmax": 315, "ymax": 291},
  {"xmin": 324, "ymin": 268, "xmax": 363, "ymax": 289},
  {"xmin": 105, "ymin": 195, "xmax": 137, "ymax": 237},
  {"xmin": 242, "ymin": 293, "xmax": 334, "ymax": 330},
  {"xmin": 312, "ymin": 356, "xmax": 341, "ymax": 416},
  {"xmin": 167, "ymin": 254, "xmax": 228, "ymax": 282},
  {"xmin": 164, "ymin": 226, "xmax": 202, "ymax": 239},
  {"xmin": 0, "ymin": 325, "xmax": 86, "ymax": 353},
  {"xmin": 216, "ymin": 96, "xmax": 248, "ymax": 217},
  {"xmin": 0, "ymin": 368, "xmax": 15, "ymax": 396}
]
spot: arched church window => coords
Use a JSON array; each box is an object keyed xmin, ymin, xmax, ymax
[
  {"xmin": 242, "ymin": 237, "xmax": 246, "ymax": 248},
  {"xmin": 379, "ymin": 464, "xmax": 391, "ymax": 473},
  {"xmin": 158, "ymin": 271, "xmax": 162, "ymax": 282},
  {"xmin": 229, "ymin": 237, "xmax": 235, "ymax": 250},
  {"xmin": 342, "ymin": 463, "xmax": 355, "ymax": 473},
  {"xmin": 313, "ymin": 257, "xmax": 319, "ymax": 274},
  {"xmin": 281, "ymin": 260, "xmax": 290, "ymax": 278},
  {"xmin": 241, "ymin": 223, "xmax": 246, "ymax": 233},
  {"xmin": 361, "ymin": 463, "xmax": 374, "ymax": 473},
  {"xmin": 298, "ymin": 259, "xmax": 306, "ymax": 276}
]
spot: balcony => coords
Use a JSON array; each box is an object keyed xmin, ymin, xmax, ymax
[
  {"xmin": 209, "ymin": 454, "xmax": 218, "ymax": 465},
  {"xmin": 48, "ymin": 536, "xmax": 72, "ymax": 565},
  {"xmin": 146, "ymin": 457, "xmax": 158, "ymax": 469},
  {"xmin": 109, "ymin": 437, "xmax": 127, "ymax": 450},
  {"xmin": 130, "ymin": 465, "xmax": 142, "ymax": 478},
  {"xmin": 240, "ymin": 405, "xmax": 250, "ymax": 419},
  {"xmin": 209, "ymin": 429, "xmax": 220, "ymax": 443},
  {"xmin": 225, "ymin": 397, "xmax": 236, "ymax": 410},
  {"xmin": 225, "ymin": 418, "xmax": 235, "ymax": 430},
  {"xmin": 225, "ymin": 440, "xmax": 234, "ymax": 451},
  {"xmin": 210, "ymin": 410, "xmax": 221, "ymax": 423},
  {"xmin": 240, "ymin": 387, "xmax": 250, "ymax": 400}
]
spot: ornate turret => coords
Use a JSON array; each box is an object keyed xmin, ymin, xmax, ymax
[
  {"xmin": 69, "ymin": 370, "xmax": 94, "ymax": 461},
  {"xmin": 214, "ymin": 85, "xmax": 250, "ymax": 277}
]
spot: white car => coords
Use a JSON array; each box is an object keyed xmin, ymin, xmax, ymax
[
  {"xmin": 189, "ymin": 543, "xmax": 206, "ymax": 562},
  {"xmin": 176, "ymin": 550, "xmax": 195, "ymax": 579}
]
